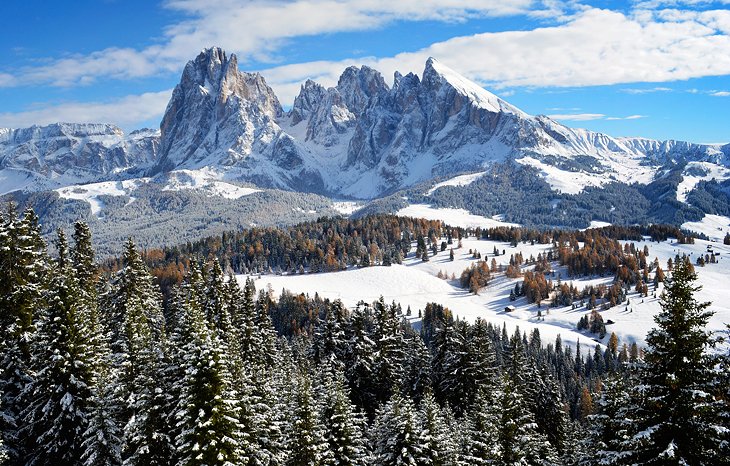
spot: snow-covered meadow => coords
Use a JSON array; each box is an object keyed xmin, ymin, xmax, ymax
[{"xmin": 239, "ymin": 207, "xmax": 730, "ymax": 352}]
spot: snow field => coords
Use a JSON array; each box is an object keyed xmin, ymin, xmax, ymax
[
  {"xmin": 239, "ymin": 231, "xmax": 730, "ymax": 353},
  {"xmin": 396, "ymin": 204, "xmax": 519, "ymax": 230}
]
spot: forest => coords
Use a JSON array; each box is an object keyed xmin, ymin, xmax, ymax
[{"xmin": 0, "ymin": 205, "xmax": 728, "ymax": 465}]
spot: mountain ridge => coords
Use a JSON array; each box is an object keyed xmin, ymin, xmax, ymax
[{"xmin": 1, "ymin": 46, "xmax": 728, "ymax": 202}]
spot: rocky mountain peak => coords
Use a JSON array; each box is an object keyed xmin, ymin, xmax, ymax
[
  {"xmin": 336, "ymin": 65, "xmax": 388, "ymax": 116},
  {"xmin": 290, "ymin": 79, "xmax": 327, "ymax": 125},
  {"xmin": 155, "ymin": 46, "xmax": 284, "ymax": 172}
]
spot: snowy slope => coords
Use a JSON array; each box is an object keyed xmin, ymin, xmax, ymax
[
  {"xmin": 0, "ymin": 124, "xmax": 158, "ymax": 192},
  {"xmin": 239, "ymin": 233, "xmax": 730, "ymax": 352}
]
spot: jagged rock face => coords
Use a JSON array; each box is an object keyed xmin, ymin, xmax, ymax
[
  {"xmin": 4, "ymin": 48, "xmax": 727, "ymax": 202},
  {"xmin": 342, "ymin": 58, "xmax": 530, "ymax": 185},
  {"xmin": 155, "ymin": 47, "xmax": 285, "ymax": 173},
  {"xmin": 290, "ymin": 80, "xmax": 327, "ymax": 125},
  {"xmin": 336, "ymin": 66, "xmax": 388, "ymax": 116},
  {"xmin": 0, "ymin": 123, "xmax": 158, "ymax": 179}
]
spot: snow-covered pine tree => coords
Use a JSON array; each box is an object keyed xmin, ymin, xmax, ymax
[
  {"xmin": 254, "ymin": 287, "xmax": 281, "ymax": 368},
  {"xmin": 0, "ymin": 206, "xmax": 47, "ymax": 462},
  {"xmin": 204, "ymin": 261, "xmax": 232, "ymax": 334},
  {"xmin": 21, "ymin": 230, "xmax": 96, "ymax": 465},
  {"xmin": 320, "ymin": 371, "xmax": 369, "ymax": 466},
  {"xmin": 418, "ymin": 391, "xmax": 457, "ymax": 466},
  {"xmin": 343, "ymin": 304, "xmax": 377, "ymax": 412},
  {"xmin": 285, "ymin": 372, "xmax": 330, "ymax": 466},
  {"xmin": 458, "ymin": 388, "xmax": 500, "ymax": 465},
  {"xmin": 371, "ymin": 391, "xmax": 425, "ymax": 466},
  {"xmin": 69, "ymin": 223, "xmax": 124, "ymax": 466},
  {"xmin": 533, "ymin": 365, "xmax": 570, "ymax": 458},
  {"xmin": 582, "ymin": 373, "xmax": 633, "ymax": 466},
  {"xmin": 226, "ymin": 276, "xmax": 260, "ymax": 368},
  {"xmin": 101, "ymin": 239, "xmax": 173, "ymax": 465},
  {"xmin": 435, "ymin": 320, "xmax": 471, "ymax": 414},
  {"xmin": 372, "ymin": 298, "xmax": 406, "ymax": 404},
  {"xmin": 174, "ymin": 289, "xmax": 244, "ymax": 466},
  {"xmin": 311, "ymin": 300, "xmax": 348, "ymax": 369},
  {"xmin": 81, "ymin": 370, "xmax": 123, "ymax": 466},
  {"xmin": 400, "ymin": 333, "xmax": 432, "ymax": 402},
  {"xmin": 467, "ymin": 318, "xmax": 499, "ymax": 393},
  {"xmin": 622, "ymin": 258, "xmax": 725, "ymax": 464},
  {"xmin": 497, "ymin": 370, "xmax": 560, "ymax": 466},
  {"xmin": 71, "ymin": 221, "xmax": 97, "ymax": 295},
  {"xmin": 0, "ymin": 430, "xmax": 7, "ymax": 465}
]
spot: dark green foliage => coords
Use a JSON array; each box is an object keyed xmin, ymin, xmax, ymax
[
  {"xmin": 0, "ymin": 211, "xmax": 726, "ymax": 465},
  {"xmin": 621, "ymin": 258, "xmax": 727, "ymax": 465}
]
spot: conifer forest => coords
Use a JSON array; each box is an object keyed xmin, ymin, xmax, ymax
[{"xmin": 0, "ymin": 206, "xmax": 728, "ymax": 466}]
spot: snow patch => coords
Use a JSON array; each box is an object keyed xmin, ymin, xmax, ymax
[
  {"xmin": 682, "ymin": 214, "xmax": 730, "ymax": 241},
  {"xmin": 331, "ymin": 201, "xmax": 362, "ymax": 215},
  {"xmin": 426, "ymin": 171, "xmax": 487, "ymax": 195},
  {"xmin": 162, "ymin": 170, "xmax": 260, "ymax": 199},
  {"xmin": 516, "ymin": 156, "xmax": 607, "ymax": 194},
  {"xmin": 677, "ymin": 162, "xmax": 730, "ymax": 203},
  {"xmin": 55, "ymin": 179, "xmax": 144, "ymax": 217},
  {"xmin": 396, "ymin": 204, "xmax": 519, "ymax": 229}
]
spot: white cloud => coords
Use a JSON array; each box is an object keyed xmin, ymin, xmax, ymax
[
  {"xmin": 550, "ymin": 113, "xmax": 647, "ymax": 121},
  {"xmin": 634, "ymin": 0, "xmax": 730, "ymax": 8},
  {"xmin": 606, "ymin": 114, "xmax": 647, "ymax": 120},
  {"xmin": 1, "ymin": 0, "xmax": 552, "ymax": 88},
  {"xmin": 710, "ymin": 90, "xmax": 730, "ymax": 96},
  {"xmin": 621, "ymin": 86, "xmax": 673, "ymax": 94},
  {"xmin": 0, "ymin": 90, "xmax": 172, "ymax": 129},
  {"xmin": 259, "ymin": 7, "xmax": 730, "ymax": 105},
  {"xmin": 548, "ymin": 113, "xmax": 605, "ymax": 121}
]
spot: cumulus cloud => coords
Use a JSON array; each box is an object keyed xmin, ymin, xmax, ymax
[
  {"xmin": 258, "ymin": 7, "xmax": 730, "ymax": 104},
  {"xmin": 0, "ymin": 90, "xmax": 172, "ymax": 129},
  {"xmin": 0, "ymin": 0, "xmax": 553, "ymax": 88}
]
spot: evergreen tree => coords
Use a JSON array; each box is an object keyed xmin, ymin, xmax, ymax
[
  {"xmin": 81, "ymin": 373, "xmax": 123, "ymax": 466},
  {"xmin": 622, "ymin": 258, "xmax": 725, "ymax": 464},
  {"xmin": 312, "ymin": 300, "xmax": 348, "ymax": 369},
  {"xmin": 459, "ymin": 389, "xmax": 500, "ymax": 465},
  {"xmin": 174, "ymin": 294, "xmax": 244, "ymax": 466},
  {"xmin": 0, "ymin": 207, "xmax": 47, "ymax": 462},
  {"xmin": 372, "ymin": 298, "xmax": 406, "ymax": 403},
  {"xmin": 583, "ymin": 373, "xmax": 634, "ymax": 466},
  {"xmin": 343, "ymin": 304, "xmax": 377, "ymax": 412},
  {"xmin": 371, "ymin": 392, "xmax": 425, "ymax": 466},
  {"xmin": 285, "ymin": 372, "xmax": 330, "ymax": 466},
  {"xmin": 418, "ymin": 391, "xmax": 457, "ymax": 466},
  {"xmin": 321, "ymin": 372, "xmax": 369, "ymax": 466},
  {"xmin": 21, "ymin": 231, "xmax": 96, "ymax": 466}
]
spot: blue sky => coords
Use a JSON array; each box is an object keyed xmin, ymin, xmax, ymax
[{"xmin": 0, "ymin": 0, "xmax": 729, "ymax": 143}]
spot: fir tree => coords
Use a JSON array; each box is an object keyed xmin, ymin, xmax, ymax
[
  {"xmin": 21, "ymin": 231, "xmax": 96, "ymax": 466},
  {"xmin": 459, "ymin": 389, "xmax": 500, "ymax": 465},
  {"xmin": 418, "ymin": 391, "xmax": 457, "ymax": 466},
  {"xmin": 622, "ymin": 258, "xmax": 724, "ymax": 464},
  {"xmin": 371, "ymin": 392, "xmax": 425, "ymax": 466},
  {"xmin": 174, "ymin": 294, "xmax": 244, "ymax": 466},
  {"xmin": 0, "ymin": 207, "xmax": 47, "ymax": 462},
  {"xmin": 321, "ymin": 372, "xmax": 369, "ymax": 466},
  {"xmin": 285, "ymin": 372, "xmax": 330, "ymax": 466}
]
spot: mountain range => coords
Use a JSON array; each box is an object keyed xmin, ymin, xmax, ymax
[{"xmin": 2, "ymin": 46, "xmax": 729, "ymax": 252}]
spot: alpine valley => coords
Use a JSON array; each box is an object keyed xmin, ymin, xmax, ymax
[{"xmin": 2, "ymin": 47, "xmax": 730, "ymax": 253}]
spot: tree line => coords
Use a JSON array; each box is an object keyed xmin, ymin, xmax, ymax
[{"xmin": 1, "ymin": 206, "xmax": 727, "ymax": 465}]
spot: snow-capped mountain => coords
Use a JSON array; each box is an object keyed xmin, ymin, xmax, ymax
[
  {"xmin": 0, "ymin": 123, "xmax": 158, "ymax": 194},
  {"xmin": 2, "ymin": 46, "xmax": 729, "ymax": 201},
  {"xmin": 146, "ymin": 47, "xmax": 728, "ymax": 198}
]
